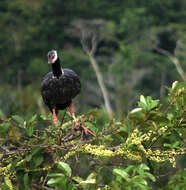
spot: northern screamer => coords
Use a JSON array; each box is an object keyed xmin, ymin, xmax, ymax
[{"xmin": 41, "ymin": 50, "xmax": 96, "ymax": 136}]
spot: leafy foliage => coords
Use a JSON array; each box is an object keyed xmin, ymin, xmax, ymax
[
  {"xmin": 0, "ymin": 0, "xmax": 186, "ymax": 189},
  {"xmin": 0, "ymin": 82, "xmax": 185, "ymax": 189},
  {"xmin": 166, "ymin": 169, "xmax": 186, "ymax": 190},
  {"xmin": 1, "ymin": 0, "xmax": 186, "ymax": 118},
  {"xmin": 112, "ymin": 164, "xmax": 156, "ymax": 190}
]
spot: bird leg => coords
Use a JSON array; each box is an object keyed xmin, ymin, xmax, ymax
[
  {"xmin": 69, "ymin": 102, "xmax": 96, "ymax": 137},
  {"xmin": 52, "ymin": 108, "xmax": 58, "ymax": 125}
]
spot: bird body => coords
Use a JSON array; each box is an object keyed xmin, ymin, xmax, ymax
[
  {"xmin": 41, "ymin": 53, "xmax": 81, "ymax": 113},
  {"xmin": 41, "ymin": 68, "xmax": 81, "ymax": 112},
  {"xmin": 41, "ymin": 50, "xmax": 95, "ymax": 137}
]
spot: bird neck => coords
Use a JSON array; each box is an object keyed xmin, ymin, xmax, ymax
[{"xmin": 52, "ymin": 57, "xmax": 63, "ymax": 78}]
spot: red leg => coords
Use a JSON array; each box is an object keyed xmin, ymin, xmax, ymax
[
  {"xmin": 69, "ymin": 102, "xmax": 96, "ymax": 137},
  {"xmin": 52, "ymin": 108, "xmax": 58, "ymax": 125}
]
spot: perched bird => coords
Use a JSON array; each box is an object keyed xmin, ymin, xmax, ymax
[{"xmin": 41, "ymin": 50, "xmax": 95, "ymax": 136}]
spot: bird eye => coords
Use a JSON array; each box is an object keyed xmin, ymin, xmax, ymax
[{"xmin": 48, "ymin": 53, "xmax": 52, "ymax": 58}]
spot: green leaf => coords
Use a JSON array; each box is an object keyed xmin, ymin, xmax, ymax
[
  {"xmin": 172, "ymin": 81, "xmax": 178, "ymax": 90},
  {"xmin": 130, "ymin": 108, "xmax": 143, "ymax": 114},
  {"xmin": 139, "ymin": 164, "xmax": 149, "ymax": 171},
  {"xmin": 140, "ymin": 95, "xmax": 146, "ymax": 105},
  {"xmin": 24, "ymin": 173, "xmax": 31, "ymax": 190},
  {"xmin": 163, "ymin": 143, "xmax": 171, "ymax": 148},
  {"xmin": 80, "ymin": 179, "xmax": 96, "ymax": 184},
  {"xmin": 139, "ymin": 179, "xmax": 148, "ymax": 186},
  {"xmin": 12, "ymin": 115, "xmax": 25, "ymax": 126},
  {"xmin": 139, "ymin": 95, "xmax": 159, "ymax": 111},
  {"xmin": 125, "ymin": 165, "xmax": 136, "ymax": 173},
  {"xmin": 29, "ymin": 114, "xmax": 37, "ymax": 123},
  {"xmin": 133, "ymin": 182, "xmax": 147, "ymax": 190},
  {"xmin": 150, "ymin": 102, "xmax": 157, "ymax": 109},
  {"xmin": 167, "ymin": 113, "xmax": 174, "ymax": 121},
  {"xmin": 72, "ymin": 176, "xmax": 83, "ymax": 184},
  {"xmin": 144, "ymin": 172, "xmax": 156, "ymax": 182},
  {"xmin": 86, "ymin": 172, "xmax": 97, "ymax": 180},
  {"xmin": 139, "ymin": 102, "xmax": 148, "ymax": 110},
  {"xmin": 149, "ymin": 100, "xmax": 159, "ymax": 109},
  {"xmin": 47, "ymin": 177, "xmax": 63, "ymax": 187},
  {"xmin": 146, "ymin": 96, "xmax": 152, "ymax": 104},
  {"xmin": 113, "ymin": 168, "xmax": 129, "ymax": 181},
  {"xmin": 33, "ymin": 155, "xmax": 43, "ymax": 167},
  {"xmin": 4, "ymin": 176, "xmax": 13, "ymax": 190},
  {"xmin": 26, "ymin": 126, "xmax": 34, "ymax": 137},
  {"xmin": 57, "ymin": 161, "xmax": 72, "ymax": 177},
  {"xmin": 40, "ymin": 114, "xmax": 47, "ymax": 120},
  {"xmin": 0, "ymin": 122, "xmax": 10, "ymax": 135},
  {"xmin": 48, "ymin": 173, "xmax": 65, "ymax": 178},
  {"xmin": 31, "ymin": 147, "xmax": 42, "ymax": 157},
  {"xmin": 173, "ymin": 141, "xmax": 180, "ymax": 148},
  {"xmin": 0, "ymin": 109, "xmax": 4, "ymax": 118}
]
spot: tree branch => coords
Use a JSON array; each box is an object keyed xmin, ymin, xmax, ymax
[
  {"xmin": 156, "ymin": 46, "xmax": 186, "ymax": 82},
  {"xmin": 88, "ymin": 54, "xmax": 113, "ymax": 117},
  {"xmin": 80, "ymin": 31, "xmax": 113, "ymax": 118},
  {"xmin": 90, "ymin": 33, "xmax": 98, "ymax": 56},
  {"xmin": 81, "ymin": 30, "xmax": 89, "ymax": 54}
]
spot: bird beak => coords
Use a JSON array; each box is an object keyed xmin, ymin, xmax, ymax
[
  {"xmin": 48, "ymin": 56, "xmax": 55, "ymax": 64},
  {"xmin": 48, "ymin": 58, "xmax": 53, "ymax": 64}
]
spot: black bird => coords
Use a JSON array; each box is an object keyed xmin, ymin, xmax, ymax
[{"xmin": 41, "ymin": 50, "xmax": 95, "ymax": 136}]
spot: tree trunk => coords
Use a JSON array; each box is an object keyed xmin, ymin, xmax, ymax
[
  {"xmin": 156, "ymin": 47, "xmax": 186, "ymax": 82},
  {"xmin": 88, "ymin": 53, "xmax": 113, "ymax": 118},
  {"xmin": 160, "ymin": 68, "xmax": 166, "ymax": 99}
]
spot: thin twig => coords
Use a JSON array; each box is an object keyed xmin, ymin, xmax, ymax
[
  {"xmin": 156, "ymin": 46, "xmax": 186, "ymax": 81},
  {"xmin": 90, "ymin": 33, "xmax": 98, "ymax": 56}
]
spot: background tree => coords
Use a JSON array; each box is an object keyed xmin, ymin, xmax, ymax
[
  {"xmin": 0, "ymin": 1, "xmax": 186, "ymax": 188},
  {"xmin": 67, "ymin": 19, "xmax": 114, "ymax": 118}
]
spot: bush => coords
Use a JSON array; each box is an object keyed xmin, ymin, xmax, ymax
[{"xmin": 0, "ymin": 81, "xmax": 185, "ymax": 189}]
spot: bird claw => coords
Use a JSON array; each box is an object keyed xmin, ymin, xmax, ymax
[
  {"xmin": 75, "ymin": 122, "xmax": 96, "ymax": 137},
  {"xmin": 81, "ymin": 125, "xmax": 96, "ymax": 137},
  {"xmin": 53, "ymin": 116, "xmax": 58, "ymax": 125}
]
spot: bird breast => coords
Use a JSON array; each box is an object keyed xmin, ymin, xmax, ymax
[{"xmin": 41, "ymin": 69, "xmax": 81, "ymax": 105}]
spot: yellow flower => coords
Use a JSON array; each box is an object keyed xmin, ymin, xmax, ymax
[
  {"xmin": 16, "ymin": 159, "xmax": 25, "ymax": 166},
  {"xmin": 4, "ymin": 176, "xmax": 13, "ymax": 190}
]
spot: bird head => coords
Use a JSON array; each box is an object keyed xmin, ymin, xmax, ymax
[{"xmin": 47, "ymin": 50, "xmax": 58, "ymax": 64}]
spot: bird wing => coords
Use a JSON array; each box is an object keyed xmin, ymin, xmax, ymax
[{"xmin": 41, "ymin": 69, "xmax": 81, "ymax": 110}]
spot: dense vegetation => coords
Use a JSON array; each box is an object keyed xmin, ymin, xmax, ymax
[
  {"xmin": 0, "ymin": 81, "xmax": 185, "ymax": 189},
  {"xmin": 0, "ymin": 0, "xmax": 186, "ymax": 189},
  {"xmin": 0, "ymin": 0, "xmax": 186, "ymax": 117}
]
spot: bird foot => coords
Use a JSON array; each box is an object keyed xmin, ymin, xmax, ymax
[
  {"xmin": 69, "ymin": 103, "xmax": 96, "ymax": 137},
  {"xmin": 75, "ymin": 122, "xmax": 96, "ymax": 137},
  {"xmin": 81, "ymin": 124, "xmax": 96, "ymax": 137},
  {"xmin": 52, "ymin": 115, "xmax": 58, "ymax": 125}
]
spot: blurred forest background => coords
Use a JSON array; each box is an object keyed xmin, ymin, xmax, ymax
[
  {"xmin": 0, "ymin": 1, "xmax": 186, "ymax": 189},
  {"xmin": 0, "ymin": 0, "xmax": 186, "ymax": 119}
]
